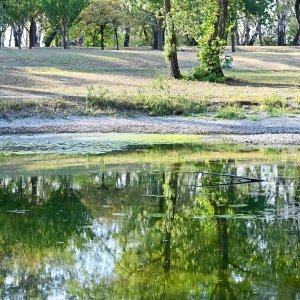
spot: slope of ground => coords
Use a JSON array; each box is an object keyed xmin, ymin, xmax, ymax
[{"xmin": 0, "ymin": 46, "xmax": 300, "ymax": 117}]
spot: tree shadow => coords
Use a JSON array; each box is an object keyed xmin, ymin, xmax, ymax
[{"xmin": 225, "ymin": 76, "xmax": 300, "ymax": 88}]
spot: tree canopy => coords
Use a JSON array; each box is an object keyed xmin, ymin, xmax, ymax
[{"xmin": 1, "ymin": 0, "xmax": 300, "ymax": 79}]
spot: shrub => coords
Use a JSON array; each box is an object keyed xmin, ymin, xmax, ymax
[
  {"xmin": 189, "ymin": 67, "xmax": 227, "ymax": 83},
  {"xmin": 85, "ymin": 80, "xmax": 209, "ymax": 116},
  {"xmin": 216, "ymin": 105, "xmax": 246, "ymax": 120},
  {"xmin": 260, "ymin": 95, "xmax": 287, "ymax": 117}
]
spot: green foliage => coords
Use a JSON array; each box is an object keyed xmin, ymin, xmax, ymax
[
  {"xmin": 174, "ymin": 0, "xmax": 229, "ymax": 79},
  {"xmin": 0, "ymin": 99, "xmax": 23, "ymax": 113},
  {"xmin": 243, "ymin": 0, "xmax": 273, "ymax": 22},
  {"xmin": 0, "ymin": 2, "xmax": 9, "ymax": 34},
  {"xmin": 216, "ymin": 104, "xmax": 246, "ymax": 120},
  {"xmin": 260, "ymin": 94, "xmax": 288, "ymax": 117},
  {"xmin": 42, "ymin": 0, "xmax": 90, "ymax": 26},
  {"xmin": 133, "ymin": 77, "xmax": 207, "ymax": 115},
  {"xmin": 42, "ymin": 0, "xmax": 90, "ymax": 47},
  {"xmin": 1, "ymin": 149, "xmax": 300, "ymax": 298},
  {"xmin": 189, "ymin": 66, "xmax": 227, "ymax": 83},
  {"xmin": 163, "ymin": 16, "xmax": 176, "ymax": 63},
  {"xmin": 85, "ymin": 85, "xmax": 110, "ymax": 109},
  {"xmin": 5, "ymin": 0, "xmax": 38, "ymax": 46},
  {"xmin": 85, "ymin": 78, "xmax": 208, "ymax": 116}
]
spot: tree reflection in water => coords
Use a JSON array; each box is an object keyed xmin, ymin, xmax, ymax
[{"xmin": 0, "ymin": 159, "xmax": 299, "ymax": 299}]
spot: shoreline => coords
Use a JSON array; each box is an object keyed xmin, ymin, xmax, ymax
[{"xmin": 1, "ymin": 115, "xmax": 300, "ymax": 145}]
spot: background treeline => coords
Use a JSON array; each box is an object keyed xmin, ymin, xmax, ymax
[
  {"xmin": 1, "ymin": 0, "xmax": 300, "ymax": 80},
  {"xmin": 0, "ymin": 0, "xmax": 299, "ymax": 50}
]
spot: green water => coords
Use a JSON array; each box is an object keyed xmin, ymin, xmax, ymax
[{"xmin": 0, "ymin": 135, "xmax": 299, "ymax": 299}]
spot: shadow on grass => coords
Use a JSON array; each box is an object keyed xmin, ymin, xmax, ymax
[
  {"xmin": 0, "ymin": 48, "xmax": 167, "ymax": 78},
  {"xmin": 225, "ymin": 72, "xmax": 300, "ymax": 88}
]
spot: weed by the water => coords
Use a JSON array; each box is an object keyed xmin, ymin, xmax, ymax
[
  {"xmin": 85, "ymin": 78, "xmax": 209, "ymax": 116},
  {"xmin": 248, "ymin": 116, "xmax": 260, "ymax": 121},
  {"xmin": 86, "ymin": 86, "xmax": 110, "ymax": 109},
  {"xmin": 216, "ymin": 105, "xmax": 246, "ymax": 120},
  {"xmin": 260, "ymin": 94, "xmax": 287, "ymax": 117},
  {"xmin": 0, "ymin": 99, "xmax": 33, "ymax": 113}
]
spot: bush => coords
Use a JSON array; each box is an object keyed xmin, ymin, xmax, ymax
[
  {"xmin": 86, "ymin": 86, "xmax": 111, "ymax": 109},
  {"xmin": 85, "ymin": 79, "xmax": 209, "ymax": 116},
  {"xmin": 216, "ymin": 105, "xmax": 246, "ymax": 120},
  {"xmin": 260, "ymin": 95, "xmax": 287, "ymax": 117},
  {"xmin": 189, "ymin": 67, "xmax": 227, "ymax": 83}
]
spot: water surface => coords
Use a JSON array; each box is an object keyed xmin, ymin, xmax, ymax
[{"xmin": 0, "ymin": 136, "xmax": 299, "ymax": 299}]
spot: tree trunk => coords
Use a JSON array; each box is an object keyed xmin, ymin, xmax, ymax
[
  {"xmin": 143, "ymin": 26, "xmax": 149, "ymax": 43},
  {"xmin": 9, "ymin": 27, "xmax": 13, "ymax": 47},
  {"xmin": 18, "ymin": 32, "xmax": 22, "ymax": 49},
  {"xmin": 13, "ymin": 28, "xmax": 19, "ymax": 48},
  {"xmin": 164, "ymin": 0, "xmax": 181, "ymax": 79},
  {"xmin": 25, "ymin": 30, "xmax": 28, "ymax": 47},
  {"xmin": 157, "ymin": 16, "xmax": 164, "ymax": 51},
  {"xmin": 92, "ymin": 29, "xmax": 97, "ymax": 47},
  {"xmin": 62, "ymin": 32, "xmax": 66, "ymax": 49},
  {"xmin": 45, "ymin": 30, "xmax": 57, "ymax": 47},
  {"xmin": 114, "ymin": 24, "xmax": 119, "ymax": 50},
  {"xmin": 123, "ymin": 27, "xmax": 130, "ymax": 47},
  {"xmin": 243, "ymin": 18, "xmax": 251, "ymax": 45},
  {"xmin": 79, "ymin": 33, "xmax": 85, "ymax": 47},
  {"xmin": 152, "ymin": 16, "xmax": 164, "ymax": 50},
  {"xmin": 259, "ymin": 28, "xmax": 263, "ymax": 46},
  {"xmin": 248, "ymin": 23, "xmax": 261, "ymax": 46},
  {"xmin": 55, "ymin": 36, "xmax": 60, "ymax": 47},
  {"xmin": 65, "ymin": 24, "xmax": 70, "ymax": 49},
  {"xmin": 37, "ymin": 16, "xmax": 44, "ymax": 47},
  {"xmin": 201, "ymin": 0, "xmax": 229, "ymax": 77},
  {"xmin": 278, "ymin": 15, "xmax": 286, "ymax": 46},
  {"xmin": 17, "ymin": 26, "xmax": 23, "ymax": 49},
  {"xmin": 29, "ymin": 18, "xmax": 37, "ymax": 49},
  {"xmin": 185, "ymin": 35, "xmax": 197, "ymax": 46},
  {"xmin": 277, "ymin": 0, "xmax": 288, "ymax": 46},
  {"xmin": 293, "ymin": 0, "xmax": 300, "ymax": 45},
  {"xmin": 100, "ymin": 25, "xmax": 105, "ymax": 50},
  {"xmin": 152, "ymin": 24, "xmax": 158, "ymax": 49},
  {"xmin": 236, "ymin": 29, "xmax": 240, "ymax": 45},
  {"xmin": 231, "ymin": 27, "xmax": 236, "ymax": 52}
]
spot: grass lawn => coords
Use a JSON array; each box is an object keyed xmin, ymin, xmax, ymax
[{"xmin": 0, "ymin": 46, "xmax": 300, "ymax": 117}]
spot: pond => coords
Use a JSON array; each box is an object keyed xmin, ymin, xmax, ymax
[{"xmin": 0, "ymin": 134, "xmax": 299, "ymax": 299}]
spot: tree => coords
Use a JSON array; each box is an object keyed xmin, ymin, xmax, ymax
[
  {"xmin": 109, "ymin": 0, "xmax": 125, "ymax": 50},
  {"xmin": 228, "ymin": 0, "xmax": 243, "ymax": 52},
  {"xmin": 293, "ymin": 0, "xmax": 300, "ymax": 45},
  {"xmin": 80, "ymin": 0, "xmax": 113, "ymax": 50},
  {"xmin": 164, "ymin": 0, "xmax": 181, "ymax": 79},
  {"xmin": 0, "ymin": 2, "xmax": 9, "ymax": 48},
  {"xmin": 129, "ymin": 0, "xmax": 165, "ymax": 50},
  {"xmin": 26, "ymin": 0, "xmax": 42, "ymax": 49},
  {"xmin": 174, "ymin": 0, "xmax": 230, "ymax": 80},
  {"xmin": 123, "ymin": 27, "xmax": 130, "ymax": 47},
  {"xmin": 243, "ymin": 0, "xmax": 273, "ymax": 46},
  {"xmin": 276, "ymin": 0, "xmax": 292, "ymax": 46},
  {"xmin": 42, "ymin": 0, "xmax": 90, "ymax": 49},
  {"xmin": 198, "ymin": 0, "xmax": 230, "ymax": 79},
  {"xmin": 6, "ymin": 0, "xmax": 33, "ymax": 49}
]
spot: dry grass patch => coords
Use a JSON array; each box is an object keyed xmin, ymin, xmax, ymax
[{"xmin": 0, "ymin": 47, "xmax": 300, "ymax": 116}]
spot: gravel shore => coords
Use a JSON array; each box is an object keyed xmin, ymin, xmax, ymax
[{"xmin": 1, "ymin": 115, "xmax": 300, "ymax": 145}]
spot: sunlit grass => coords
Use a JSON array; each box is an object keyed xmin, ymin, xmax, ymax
[
  {"xmin": 1, "ymin": 47, "xmax": 300, "ymax": 116},
  {"xmin": 227, "ymin": 70, "xmax": 300, "ymax": 85}
]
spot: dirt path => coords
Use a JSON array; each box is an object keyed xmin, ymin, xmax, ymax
[{"xmin": 1, "ymin": 115, "xmax": 300, "ymax": 145}]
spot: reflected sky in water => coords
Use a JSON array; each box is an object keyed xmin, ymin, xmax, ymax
[{"xmin": 0, "ymin": 144, "xmax": 299, "ymax": 299}]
